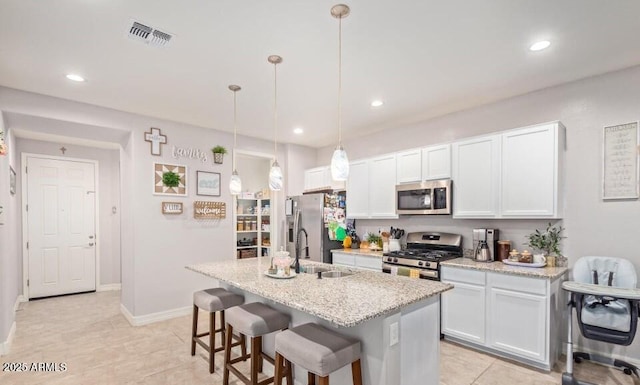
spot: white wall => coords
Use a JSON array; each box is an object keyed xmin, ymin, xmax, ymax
[
  {"xmin": 15, "ymin": 138, "xmax": 121, "ymax": 286},
  {"xmin": 0, "ymin": 117, "xmax": 20, "ymax": 352},
  {"xmin": 318, "ymin": 64, "xmax": 640, "ymax": 361},
  {"xmin": 286, "ymin": 144, "xmax": 317, "ymax": 196},
  {"xmin": 236, "ymin": 153, "xmax": 270, "ymax": 194}
]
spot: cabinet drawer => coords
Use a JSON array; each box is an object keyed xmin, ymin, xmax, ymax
[
  {"xmin": 355, "ymin": 255, "xmax": 382, "ymax": 271},
  {"xmin": 332, "ymin": 252, "xmax": 355, "ymax": 266},
  {"xmin": 441, "ymin": 266, "xmax": 485, "ymax": 285},
  {"xmin": 488, "ymin": 272, "xmax": 546, "ymax": 296}
]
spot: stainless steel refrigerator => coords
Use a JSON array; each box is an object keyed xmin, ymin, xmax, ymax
[{"xmin": 286, "ymin": 193, "xmax": 345, "ymax": 264}]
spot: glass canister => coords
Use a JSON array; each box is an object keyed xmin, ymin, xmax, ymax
[
  {"xmin": 497, "ymin": 241, "xmax": 511, "ymax": 261},
  {"xmin": 519, "ymin": 250, "xmax": 533, "ymax": 263},
  {"xmin": 508, "ymin": 249, "xmax": 520, "ymax": 262}
]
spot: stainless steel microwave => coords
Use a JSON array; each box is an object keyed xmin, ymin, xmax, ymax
[{"xmin": 396, "ymin": 179, "xmax": 452, "ymax": 215}]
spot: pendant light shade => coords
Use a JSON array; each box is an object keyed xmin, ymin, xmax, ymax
[
  {"xmin": 228, "ymin": 85, "xmax": 242, "ymax": 195},
  {"xmin": 331, "ymin": 146, "xmax": 349, "ymax": 181},
  {"xmin": 268, "ymin": 55, "xmax": 284, "ymax": 191},
  {"xmin": 330, "ymin": 4, "xmax": 351, "ymax": 182}
]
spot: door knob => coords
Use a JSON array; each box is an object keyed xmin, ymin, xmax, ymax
[
  {"xmin": 89, "ymin": 243, "xmax": 94, "ymax": 246},
  {"xmin": 89, "ymin": 235, "xmax": 94, "ymax": 239}
]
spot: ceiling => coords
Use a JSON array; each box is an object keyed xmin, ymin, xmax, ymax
[{"xmin": 2, "ymin": 1, "xmax": 640, "ymax": 148}]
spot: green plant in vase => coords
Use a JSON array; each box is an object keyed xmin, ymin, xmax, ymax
[
  {"xmin": 211, "ymin": 145, "xmax": 227, "ymax": 164},
  {"xmin": 162, "ymin": 171, "xmax": 181, "ymax": 188},
  {"xmin": 366, "ymin": 232, "xmax": 383, "ymax": 250},
  {"xmin": 525, "ymin": 223, "xmax": 565, "ymax": 266}
]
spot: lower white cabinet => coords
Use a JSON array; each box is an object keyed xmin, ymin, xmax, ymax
[
  {"xmin": 331, "ymin": 251, "xmax": 382, "ymax": 271},
  {"xmin": 441, "ymin": 266, "xmax": 565, "ymax": 370}
]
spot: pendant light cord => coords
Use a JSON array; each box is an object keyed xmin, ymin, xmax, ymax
[
  {"xmin": 233, "ymin": 89, "xmax": 237, "ymax": 171},
  {"xmin": 338, "ymin": 14, "xmax": 343, "ymax": 147},
  {"xmin": 273, "ymin": 62, "xmax": 278, "ymax": 158}
]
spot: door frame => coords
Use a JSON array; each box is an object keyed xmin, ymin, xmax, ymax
[{"xmin": 21, "ymin": 153, "xmax": 101, "ymax": 300}]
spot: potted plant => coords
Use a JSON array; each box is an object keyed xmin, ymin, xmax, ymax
[
  {"xmin": 365, "ymin": 232, "xmax": 383, "ymax": 250},
  {"xmin": 525, "ymin": 223, "xmax": 565, "ymax": 266},
  {"xmin": 211, "ymin": 145, "xmax": 227, "ymax": 164},
  {"xmin": 162, "ymin": 171, "xmax": 181, "ymax": 188}
]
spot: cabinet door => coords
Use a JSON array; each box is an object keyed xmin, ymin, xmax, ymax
[
  {"xmin": 332, "ymin": 252, "xmax": 355, "ymax": 267},
  {"xmin": 487, "ymin": 287, "xmax": 547, "ymax": 362},
  {"xmin": 396, "ymin": 149, "xmax": 422, "ymax": 184},
  {"xmin": 346, "ymin": 160, "xmax": 369, "ymax": 218},
  {"xmin": 501, "ymin": 123, "xmax": 558, "ymax": 217},
  {"xmin": 422, "ymin": 144, "xmax": 451, "ymax": 180},
  {"xmin": 304, "ymin": 167, "xmax": 327, "ymax": 190},
  {"xmin": 441, "ymin": 281, "xmax": 486, "ymax": 344},
  {"xmin": 452, "ymin": 135, "xmax": 500, "ymax": 217},
  {"xmin": 354, "ymin": 255, "xmax": 382, "ymax": 271},
  {"xmin": 369, "ymin": 154, "xmax": 398, "ymax": 218}
]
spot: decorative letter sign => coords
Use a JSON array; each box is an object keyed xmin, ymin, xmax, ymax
[
  {"xmin": 162, "ymin": 202, "xmax": 183, "ymax": 214},
  {"xmin": 144, "ymin": 127, "xmax": 167, "ymax": 156},
  {"xmin": 194, "ymin": 201, "xmax": 226, "ymax": 219},
  {"xmin": 603, "ymin": 122, "xmax": 639, "ymax": 200}
]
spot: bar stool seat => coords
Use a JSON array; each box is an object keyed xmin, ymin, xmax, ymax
[
  {"xmin": 274, "ymin": 323, "xmax": 362, "ymax": 385},
  {"xmin": 191, "ymin": 288, "xmax": 245, "ymax": 374},
  {"xmin": 223, "ymin": 302, "xmax": 291, "ymax": 385}
]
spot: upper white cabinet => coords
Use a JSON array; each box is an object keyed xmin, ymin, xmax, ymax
[
  {"xmin": 453, "ymin": 121, "xmax": 564, "ymax": 219},
  {"xmin": 304, "ymin": 166, "xmax": 345, "ymax": 192},
  {"xmin": 396, "ymin": 149, "xmax": 422, "ymax": 184},
  {"xmin": 368, "ymin": 154, "xmax": 397, "ymax": 218},
  {"xmin": 452, "ymin": 135, "xmax": 501, "ymax": 218},
  {"xmin": 346, "ymin": 155, "xmax": 397, "ymax": 219},
  {"xmin": 501, "ymin": 123, "xmax": 563, "ymax": 217},
  {"xmin": 346, "ymin": 160, "xmax": 369, "ymax": 218},
  {"xmin": 422, "ymin": 144, "xmax": 451, "ymax": 180}
]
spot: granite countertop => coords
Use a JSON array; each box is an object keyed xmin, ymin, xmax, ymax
[
  {"xmin": 441, "ymin": 258, "xmax": 568, "ymax": 279},
  {"xmin": 330, "ymin": 248, "xmax": 384, "ymax": 258},
  {"xmin": 186, "ymin": 257, "xmax": 452, "ymax": 328}
]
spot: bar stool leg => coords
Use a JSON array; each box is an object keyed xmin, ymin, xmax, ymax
[
  {"xmin": 220, "ymin": 310, "xmax": 226, "ymax": 344},
  {"xmin": 351, "ymin": 359, "xmax": 363, "ymax": 385},
  {"xmin": 285, "ymin": 359, "xmax": 293, "ymax": 385},
  {"xmin": 318, "ymin": 376, "xmax": 329, "ymax": 385},
  {"xmin": 274, "ymin": 352, "xmax": 284, "ymax": 385},
  {"xmin": 256, "ymin": 335, "xmax": 264, "ymax": 373},
  {"xmin": 251, "ymin": 336, "xmax": 260, "ymax": 384},
  {"xmin": 191, "ymin": 304, "xmax": 198, "ymax": 356},
  {"xmin": 209, "ymin": 311, "xmax": 216, "ymax": 373},
  {"xmin": 308, "ymin": 372, "xmax": 316, "ymax": 385},
  {"xmin": 240, "ymin": 334, "xmax": 247, "ymax": 359},
  {"xmin": 223, "ymin": 324, "xmax": 233, "ymax": 385}
]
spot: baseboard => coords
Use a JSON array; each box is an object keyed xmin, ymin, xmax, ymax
[
  {"xmin": 0, "ymin": 322, "xmax": 17, "ymax": 356},
  {"xmin": 97, "ymin": 283, "xmax": 121, "ymax": 292},
  {"xmin": 573, "ymin": 344, "xmax": 640, "ymax": 369},
  {"xmin": 14, "ymin": 295, "xmax": 26, "ymax": 312},
  {"xmin": 120, "ymin": 304, "xmax": 192, "ymax": 327}
]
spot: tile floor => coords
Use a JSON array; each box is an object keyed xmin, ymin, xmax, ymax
[{"xmin": 0, "ymin": 291, "xmax": 635, "ymax": 385}]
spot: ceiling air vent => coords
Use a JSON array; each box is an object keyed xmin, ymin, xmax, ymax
[{"xmin": 127, "ymin": 20, "xmax": 173, "ymax": 47}]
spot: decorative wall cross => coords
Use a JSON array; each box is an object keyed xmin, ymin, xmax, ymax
[{"xmin": 144, "ymin": 127, "xmax": 167, "ymax": 156}]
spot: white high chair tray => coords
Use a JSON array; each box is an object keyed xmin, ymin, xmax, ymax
[{"xmin": 562, "ymin": 281, "xmax": 640, "ymax": 300}]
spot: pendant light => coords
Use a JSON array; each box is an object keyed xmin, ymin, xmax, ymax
[
  {"xmin": 268, "ymin": 55, "xmax": 284, "ymax": 191},
  {"xmin": 330, "ymin": 4, "xmax": 350, "ymax": 181},
  {"xmin": 228, "ymin": 84, "xmax": 242, "ymax": 195}
]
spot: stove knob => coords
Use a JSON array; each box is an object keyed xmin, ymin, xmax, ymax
[
  {"xmin": 387, "ymin": 257, "xmax": 393, "ymax": 262},
  {"xmin": 393, "ymin": 258, "xmax": 398, "ymax": 263},
  {"xmin": 418, "ymin": 261, "xmax": 424, "ymax": 267}
]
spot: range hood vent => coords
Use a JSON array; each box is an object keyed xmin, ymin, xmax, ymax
[{"xmin": 127, "ymin": 20, "xmax": 173, "ymax": 47}]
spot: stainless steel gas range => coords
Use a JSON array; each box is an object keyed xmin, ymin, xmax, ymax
[{"xmin": 382, "ymin": 231, "xmax": 463, "ymax": 280}]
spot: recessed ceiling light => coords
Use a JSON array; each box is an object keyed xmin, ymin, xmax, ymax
[
  {"xmin": 66, "ymin": 74, "xmax": 86, "ymax": 82},
  {"xmin": 293, "ymin": 127, "xmax": 304, "ymax": 135},
  {"xmin": 371, "ymin": 100, "xmax": 384, "ymax": 107},
  {"xmin": 529, "ymin": 40, "xmax": 551, "ymax": 51}
]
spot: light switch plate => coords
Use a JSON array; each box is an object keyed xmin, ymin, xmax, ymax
[{"xmin": 390, "ymin": 322, "xmax": 399, "ymax": 346}]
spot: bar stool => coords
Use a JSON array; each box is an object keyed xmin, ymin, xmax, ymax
[
  {"xmin": 274, "ymin": 323, "xmax": 362, "ymax": 385},
  {"xmin": 191, "ymin": 288, "xmax": 246, "ymax": 373},
  {"xmin": 223, "ymin": 302, "xmax": 292, "ymax": 385}
]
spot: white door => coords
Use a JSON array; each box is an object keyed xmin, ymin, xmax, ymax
[{"xmin": 27, "ymin": 157, "xmax": 96, "ymax": 298}]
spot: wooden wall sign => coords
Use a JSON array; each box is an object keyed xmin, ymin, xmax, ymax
[
  {"xmin": 162, "ymin": 202, "xmax": 183, "ymax": 214},
  {"xmin": 194, "ymin": 201, "xmax": 226, "ymax": 219}
]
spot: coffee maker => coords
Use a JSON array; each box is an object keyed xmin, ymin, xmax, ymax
[{"xmin": 472, "ymin": 229, "xmax": 499, "ymax": 262}]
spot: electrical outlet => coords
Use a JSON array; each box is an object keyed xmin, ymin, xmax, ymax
[{"xmin": 389, "ymin": 322, "xmax": 399, "ymax": 346}]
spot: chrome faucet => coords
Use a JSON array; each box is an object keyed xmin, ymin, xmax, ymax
[{"xmin": 295, "ymin": 227, "xmax": 309, "ymax": 273}]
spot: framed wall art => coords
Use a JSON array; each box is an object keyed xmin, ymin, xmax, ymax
[
  {"xmin": 603, "ymin": 122, "xmax": 639, "ymax": 200},
  {"xmin": 153, "ymin": 163, "xmax": 187, "ymax": 196},
  {"xmin": 196, "ymin": 171, "xmax": 221, "ymax": 197}
]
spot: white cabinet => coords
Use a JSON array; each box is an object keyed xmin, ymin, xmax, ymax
[
  {"xmin": 368, "ymin": 154, "xmax": 397, "ymax": 218},
  {"xmin": 332, "ymin": 251, "xmax": 382, "ymax": 271},
  {"xmin": 346, "ymin": 155, "xmax": 397, "ymax": 219},
  {"xmin": 441, "ymin": 268, "xmax": 486, "ymax": 344},
  {"xmin": 422, "ymin": 144, "xmax": 451, "ymax": 180},
  {"xmin": 501, "ymin": 123, "xmax": 562, "ymax": 217},
  {"xmin": 396, "ymin": 149, "xmax": 422, "ymax": 184},
  {"xmin": 346, "ymin": 160, "xmax": 369, "ymax": 218},
  {"xmin": 304, "ymin": 166, "xmax": 346, "ymax": 192},
  {"xmin": 452, "ymin": 135, "xmax": 501, "ymax": 218},
  {"xmin": 441, "ymin": 266, "xmax": 564, "ymax": 370},
  {"xmin": 452, "ymin": 121, "xmax": 564, "ymax": 219}
]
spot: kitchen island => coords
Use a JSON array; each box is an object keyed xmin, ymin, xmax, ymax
[{"xmin": 187, "ymin": 257, "xmax": 452, "ymax": 385}]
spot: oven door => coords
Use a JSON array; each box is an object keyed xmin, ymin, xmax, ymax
[{"xmin": 382, "ymin": 263, "xmax": 439, "ymax": 280}]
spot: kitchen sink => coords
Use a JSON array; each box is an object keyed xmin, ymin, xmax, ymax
[
  {"xmin": 302, "ymin": 266, "xmax": 330, "ymax": 274},
  {"xmin": 321, "ymin": 271, "xmax": 354, "ymax": 278}
]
